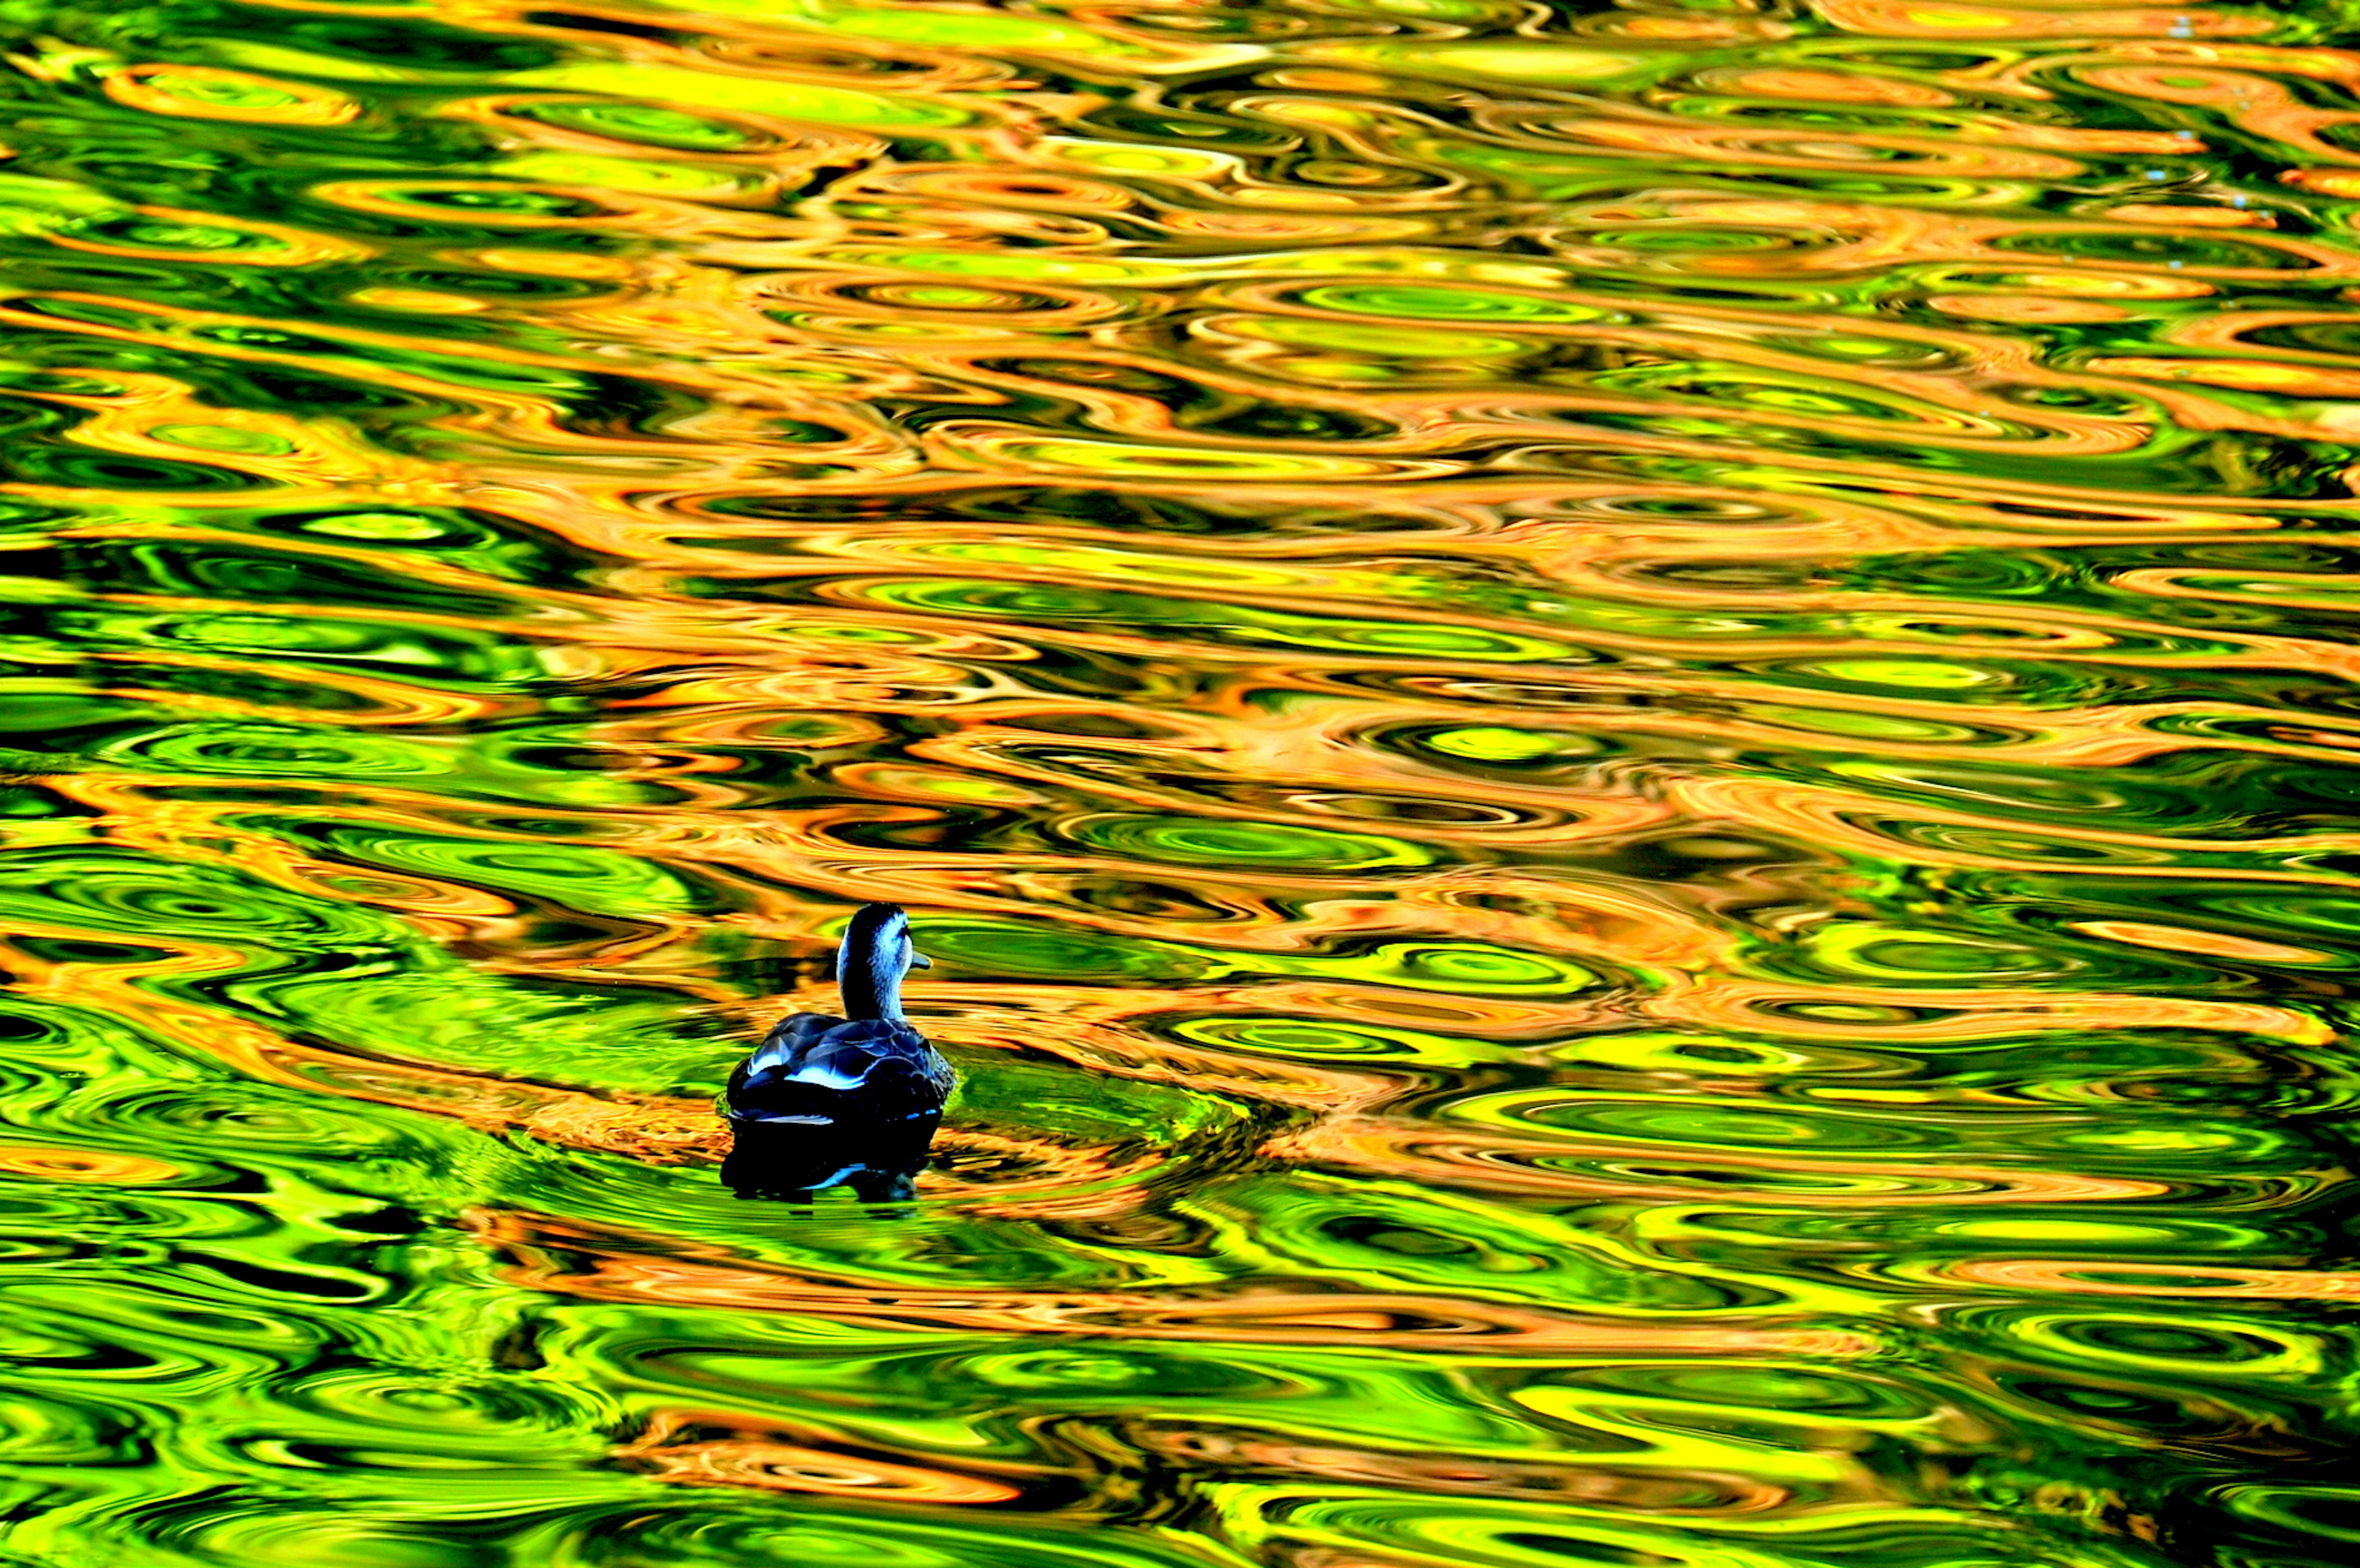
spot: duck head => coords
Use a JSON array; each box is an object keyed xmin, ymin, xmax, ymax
[{"xmin": 835, "ymin": 902, "xmax": 930, "ymax": 1021}]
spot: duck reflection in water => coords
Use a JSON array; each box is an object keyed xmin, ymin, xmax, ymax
[{"xmin": 721, "ymin": 903, "xmax": 956, "ymax": 1202}]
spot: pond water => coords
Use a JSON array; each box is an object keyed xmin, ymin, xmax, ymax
[{"xmin": 0, "ymin": 0, "xmax": 2356, "ymax": 1564}]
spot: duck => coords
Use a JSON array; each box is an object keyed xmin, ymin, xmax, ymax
[{"xmin": 723, "ymin": 902, "xmax": 956, "ymax": 1132}]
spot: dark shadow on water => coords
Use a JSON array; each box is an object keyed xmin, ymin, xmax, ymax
[{"xmin": 722, "ymin": 1113, "xmax": 943, "ymax": 1204}]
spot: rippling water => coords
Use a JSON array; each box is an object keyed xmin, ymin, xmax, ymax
[{"xmin": 3, "ymin": 0, "xmax": 2359, "ymax": 1562}]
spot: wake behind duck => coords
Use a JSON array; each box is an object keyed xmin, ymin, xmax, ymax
[{"xmin": 721, "ymin": 902, "xmax": 955, "ymax": 1201}]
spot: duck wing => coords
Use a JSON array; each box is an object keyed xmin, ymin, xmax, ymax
[{"xmin": 726, "ymin": 1013, "xmax": 953, "ymax": 1124}]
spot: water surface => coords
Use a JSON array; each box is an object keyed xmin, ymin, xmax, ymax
[{"xmin": 0, "ymin": 0, "xmax": 2357, "ymax": 1564}]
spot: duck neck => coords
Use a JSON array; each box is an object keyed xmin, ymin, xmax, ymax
[{"xmin": 838, "ymin": 936, "xmax": 905, "ymax": 1021}]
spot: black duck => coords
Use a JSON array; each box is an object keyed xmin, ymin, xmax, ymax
[{"xmin": 722, "ymin": 903, "xmax": 954, "ymax": 1198}]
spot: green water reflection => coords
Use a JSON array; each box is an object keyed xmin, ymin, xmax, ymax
[{"xmin": 0, "ymin": 0, "xmax": 2354, "ymax": 1564}]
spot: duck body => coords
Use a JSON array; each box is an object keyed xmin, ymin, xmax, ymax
[
  {"xmin": 725, "ymin": 1012, "xmax": 954, "ymax": 1126},
  {"xmin": 722, "ymin": 903, "xmax": 954, "ymax": 1136}
]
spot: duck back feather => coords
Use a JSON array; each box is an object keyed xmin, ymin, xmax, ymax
[{"xmin": 725, "ymin": 1010, "xmax": 955, "ymax": 1126}]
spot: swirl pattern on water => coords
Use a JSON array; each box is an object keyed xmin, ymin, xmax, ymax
[{"xmin": 0, "ymin": 0, "xmax": 2358, "ymax": 1564}]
